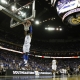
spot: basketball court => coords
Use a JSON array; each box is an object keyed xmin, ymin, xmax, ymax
[{"xmin": 0, "ymin": 1, "xmax": 80, "ymax": 80}]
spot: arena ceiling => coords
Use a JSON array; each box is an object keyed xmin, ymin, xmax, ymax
[{"xmin": 0, "ymin": 0, "xmax": 80, "ymax": 40}]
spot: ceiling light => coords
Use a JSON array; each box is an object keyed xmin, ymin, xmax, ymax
[
  {"xmin": 18, "ymin": 11, "xmax": 26, "ymax": 18},
  {"xmin": 31, "ymin": 18, "xmax": 34, "ymax": 21},
  {"xmin": 45, "ymin": 27, "xmax": 55, "ymax": 31},
  {"xmin": 43, "ymin": 21, "xmax": 45, "ymax": 22},
  {"xmin": 26, "ymin": 6, "xmax": 30, "ymax": 9},
  {"xmin": 35, "ymin": 20, "xmax": 40, "ymax": 25},
  {"xmin": 48, "ymin": 27, "xmax": 55, "ymax": 30},
  {"xmin": 56, "ymin": 28, "xmax": 59, "ymax": 30},
  {"xmin": 11, "ymin": 5, "xmax": 17, "ymax": 11},
  {"xmin": 45, "ymin": 27, "xmax": 48, "ymax": 30},
  {"xmin": 1, "ymin": 0, "xmax": 8, "ymax": 4},
  {"xmin": 22, "ymin": 12, "xmax": 26, "ymax": 18},
  {"xmin": 60, "ymin": 28, "xmax": 62, "ymax": 31}
]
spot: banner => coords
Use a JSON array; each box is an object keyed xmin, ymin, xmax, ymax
[
  {"xmin": 6, "ymin": 70, "xmax": 52, "ymax": 75},
  {"xmin": 78, "ymin": 0, "xmax": 80, "ymax": 7},
  {"xmin": 56, "ymin": 0, "xmax": 78, "ymax": 14}
]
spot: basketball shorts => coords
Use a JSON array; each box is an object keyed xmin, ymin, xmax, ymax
[
  {"xmin": 23, "ymin": 44, "xmax": 30, "ymax": 53},
  {"xmin": 52, "ymin": 65, "xmax": 57, "ymax": 70}
]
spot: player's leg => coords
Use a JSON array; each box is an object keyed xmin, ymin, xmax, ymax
[
  {"xmin": 23, "ymin": 44, "xmax": 30, "ymax": 66},
  {"xmin": 52, "ymin": 65, "xmax": 57, "ymax": 77},
  {"xmin": 52, "ymin": 65, "xmax": 54, "ymax": 76},
  {"xmin": 52, "ymin": 70, "xmax": 56, "ymax": 77},
  {"xmin": 23, "ymin": 35, "xmax": 31, "ymax": 66},
  {"xmin": 23, "ymin": 52, "xmax": 28, "ymax": 66}
]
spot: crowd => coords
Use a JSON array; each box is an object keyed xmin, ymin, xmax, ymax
[
  {"xmin": 0, "ymin": 49, "xmax": 80, "ymax": 75},
  {"xmin": 0, "ymin": 39, "xmax": 80, "ymax": 57}
]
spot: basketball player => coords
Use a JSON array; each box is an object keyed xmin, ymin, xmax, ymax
[
  {"xmin": 22, "ymin": 20, "xmax": 32, "ymax": 66},
  {"xmin": 78, "ymin": 65, "xmax": 80, "ymax": 74},
  {"xmin": 51, "ymin": 0, "xmax": 57, "ymax": 6},
  {"xmin": 52, "ymin": 58, "xmax": 57, "ymax": 77}
]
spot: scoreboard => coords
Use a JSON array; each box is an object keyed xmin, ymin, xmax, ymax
[{"xmin": 55, "ymin": 0, "xmax": 80, "ymax": 26}]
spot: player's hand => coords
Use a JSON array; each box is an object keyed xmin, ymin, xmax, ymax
[
  {"xmin": 21, "ymin": 52, "xmax": 24, "ymax": 54},
  {"xmin": 26, "ymin": 20, "xmax": 31, "ymax": 24}
]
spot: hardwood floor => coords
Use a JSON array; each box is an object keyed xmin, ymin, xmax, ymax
[{"xmin": 0, "ymin": 75, "xmax": 80, "ymax": 80}]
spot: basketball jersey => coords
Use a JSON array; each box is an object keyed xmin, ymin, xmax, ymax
[
  {"xmin": 52, "ymin": 60, "xmax": 56, "ymax": 65},
  {"xmin": 23, "ymin": 25, "xmax": 32, "ymax": 53},
  {"xmin": 24, "ymin": 35, "xmax": 31, "ymax": 44}
]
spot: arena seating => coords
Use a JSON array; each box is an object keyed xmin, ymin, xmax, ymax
[{"xmin": 0, "ymin": 30, "xmax": 80, "ymax": 75}]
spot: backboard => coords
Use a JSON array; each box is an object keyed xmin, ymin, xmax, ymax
[{"xmin": 0, "ymin": 0, "xmax": 36, "ymax": 28}]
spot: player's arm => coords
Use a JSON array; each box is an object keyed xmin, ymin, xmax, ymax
[
  {"xmin": 22, "ymin": 20, "xmax": 31, "ymax": 36},
  {"xmin": 29, "ymin": 25, "xmax": 33, "ymax": 38},
  {"xmin": 26, "ymin": 20, "xmax": 31, "ymax": 26},
  {"xmin": 22, "ymin": 22, "xmax": 27, "ymax": 36},
  {"xmin": 27, "ymin": 20, "xmax": 32, "ymax": 38},
  {"xmin": 22, "ymin": 22, "xmax": 25, "ymax": 26},
  {"xmin": 56, "ymin": 60, "xmax": 58, "ymax": 65}
]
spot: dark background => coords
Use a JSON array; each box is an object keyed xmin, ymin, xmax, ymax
[{"xmin": 0, "ymin": 0, "xmax": 80, "ymax": 41}]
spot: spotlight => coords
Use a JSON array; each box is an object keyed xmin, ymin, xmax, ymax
[
  {"xmin": 60, "ymin": 28, "xmax": 62, "ymax": 31},
  {"xmin": 11, "ymin": 5, "xmax": 17, "ymax": 11},
  {"xmin": 45, "ymin": 27, "xmax": 55, "ymax": 31},
  {"xmin": 56, "ymin": 28, "xmax": 59, "ymax": 30},
  {"xmin": 35, "ymin": 20, "xmax": 40, "ymax": 25},
  {"xmin": 45, "ymin": 27, "xmax": 48, "ymax": 30},
  {"xmin": 26, "ymin": 6, "xmax": 30, "ymax": 9},
  {"xmin": 18, "ymin": 11, "xmax": 26, "ymax": 18},
  {"xmin": 48, "ymin": 27, "xmax": 55, "ymax": 31},
  {"xmin": 21, "ymin": 12, "xmax": 26, "ymax": 18}
]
